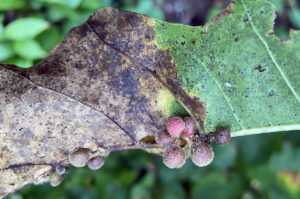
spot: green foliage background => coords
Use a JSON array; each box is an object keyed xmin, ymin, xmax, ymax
[{"xmin": 1, "ymin": 0, "xmax": 300, "ymax": 198}]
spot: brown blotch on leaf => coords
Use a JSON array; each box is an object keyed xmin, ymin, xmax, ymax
[
  {"xmin": 191, "ymin": 39, "xmax": 196, "ymax": 45},
  {"xmin": 254, "ymin": 65, "xmax": 266, "ymax": 72},
  {"xmin": 140, "ymin": 136, "xmax": 156, "ymax": 144},
  {"xmin": 269, "ymin": 90, "xmax": 275, "ymax": 96},
  {"xmin": 0, "ymin": 6, "xmax": 209, "ymax": 197},
  {"xmin": 209, "ymin": 3, "xmax": 233, "ymax": 24}
]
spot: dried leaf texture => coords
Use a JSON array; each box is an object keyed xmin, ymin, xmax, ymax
[
  {"xmin": 0, "ymin": 8, "xmax": 192, "ymax": 197},
  {"xmin": 1, "ymin": 0, "xmax": 300, "ymax": 196}
]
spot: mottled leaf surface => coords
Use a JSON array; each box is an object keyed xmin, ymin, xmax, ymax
[
  {"xmin": 153, "ymin": 0, "xmax": 300, "ymax": 135},
  {"xmin": 0, "ymin": 0, "xmax": 300, "ymax": 197}
]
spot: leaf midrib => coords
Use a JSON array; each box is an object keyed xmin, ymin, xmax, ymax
[{"xmin": 232, "ymin": 124, "xmax": 300, "ymax": 136}]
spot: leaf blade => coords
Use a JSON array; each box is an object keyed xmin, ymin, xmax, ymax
[
  {"xmin": 3, "ymin": 17, "xmax": 49, "ymax": 40},
  {"xmin": 153, "ymin": 0, "xmax": 300, "ymax": 134}
]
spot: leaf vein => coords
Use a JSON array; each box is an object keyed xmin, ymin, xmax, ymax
[
  {"xmin": 199, "ymin": 58, "xmax": 246, "ymax": 129},
  {"xmin": 232, "ymin": 124, "xmax": 300, "ymax": 136},
  {"xmin": 1, "ymin": 66, "xmax": 137, "ymax": 142},
  {"xmin": 241, "ymin": 0, "xmax": 300, "ymax": 102}
]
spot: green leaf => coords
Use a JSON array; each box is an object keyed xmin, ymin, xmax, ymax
[
  {"xmin": 13, "ymin": 39, "xmax": 47, "ymax": 60},
  {"xmin": 46, "ymin": 7, "xmax": 65, "ymax": 22},
  {"xmin": 3, "ymin": 17, "xmax": 49, "ymax": 40},
  {"xmin": 6, "ymin": 57, "xmax": 33, "ymax": 68},
  {"xmin": 37, "ymin": 0, "xmax": 82, "ymax": 8},
  {"xmin": 161, "ymin": 183, "xmax": 185, "ymax": 199},
  {"xmin": 0, "ymin": 15, "xmax": 5, "ymax": 41},
  {"xmin": 0, "ymin": 0, "xmax": 26, "ymax": 11},
  {"xmin": 212, "ymin": 143, "xmax": 237, "ymax": 170},
  {"xmin": 268, "ymin": 144, "xmax": 300, "ymax": 172},
  {"xmin": 36, "ymin": 26, "xmax": 62, "ymax": 52},
  {"xmin": 154, "ymin": 0, "xmax": 300, "ymax": 136},
  {"xmin": 130, "ymin": 184, "xmax": 151, "ymax": 199},
  {"xmin": 45, "ymin": 4, "xmax": 90, "ymax": 23},
  {"xmin": 288, "ymin": 8, "xmax": 300, "ymax": 29},
  {"xmin": 191, "ymin": 171, "xmax": 242, "ymax": 199},
  {"xmin": 268, "ymin": 0, "xmax": 284, "ymax": 14},
  {"xmin": 80, "ymin": 0, "xmax": 106, "ymax": 10},
  {"xmin": 0, "ymin": 42, "xmax": 14, "ymax": 61},
  {"xmin": 124, "ymin": 0, "xmax": 164, "ymax": 20},
  {"xmin": 274, "ymin": 25, "xmax": 290, "ymax": 40}
]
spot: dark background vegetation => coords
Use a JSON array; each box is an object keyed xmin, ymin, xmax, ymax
[{"xmin": 1, "ymin": 0, "xmax": 300, "ymax": 198}]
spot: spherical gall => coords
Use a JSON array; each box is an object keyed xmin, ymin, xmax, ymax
[
  {"xmin": 166, "ymin": 116, "xmax": 185, "ymax": 138},
  {"xmin": 155, "ymin": 130, "xmax": 175, "ymax": 146},
  {"xmin": 214, "ymin": 128, "xmax": 231, "ymax": 145},
  {"xmin": 87, "ymin": 156, "xmax": 105, "ymax": 170},
  {"xmin": 50, "ymin": 172, "xmax": 64, "ymax": 187},
  {"xmin": 55, "ymin": 165, "xmax": 66, "ymax": 175},
  {"xmin": 191, "ymin": 143, "xmax": 214, "ymax": 167},
  {"xmin": 163, "ymin": 145, "xmax": 186, "ymax": 169},
  {"xmin": 182, "ymin": 117, "xmax": 196, "ymax": 137},
  {"xmin": 69, "ymin": 148, "xmax": 90, "ymax": 167}
]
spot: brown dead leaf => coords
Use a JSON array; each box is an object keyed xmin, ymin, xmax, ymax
[{"xmin": 0, "ymin": 7, "xmax": 203, "ymax": 197}]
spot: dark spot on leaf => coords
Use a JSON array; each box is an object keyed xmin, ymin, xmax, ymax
[
  {"xmin": 234, "ymin": 37, "xmax": 239, "ymax": 42},
  {"xmin": 11, "ymin": 165, "xmax": 34, "ymax": 174},
  {"xmin": 191, "ymin": 39, "xmax": 196, "ymax": 45},
  {"xmin": 75, "ymin": 64, "xmax": 83, "ymax": 70},
  {"xmin": 268, "ymin": 90, "xmax": 275, "ymax": 96},
  {"xmin": 181, "ymin": 41, "xmax": 185, "ymax": 45},
  {"xmin": 254, "ymin": 65, "xmax": 266, "ymax": 72},
  {"xmin": 140, "ymin": 136, "xmax": 155, "ymax": 144}
]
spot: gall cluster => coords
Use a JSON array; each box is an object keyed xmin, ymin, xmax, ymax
[
  {"xmin": 156, "ymin": 116, "xmax": 230, "ymax": 169},
  {"xmin": 36, "ymin": 115, "xmax": 230, "ymax": 187},
  {"xmin": 43, "ymin": 149, "xmax": 106, "ymax": 187}
]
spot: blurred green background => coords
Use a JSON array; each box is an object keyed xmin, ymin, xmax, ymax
[{"xmin": 1, "ymin": 0, "xmax": 300, "ymax": 198}]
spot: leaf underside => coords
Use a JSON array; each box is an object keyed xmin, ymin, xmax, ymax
[{"xmin": 0, "ymin": 0, "xmax": 299, "ymax": 197}]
